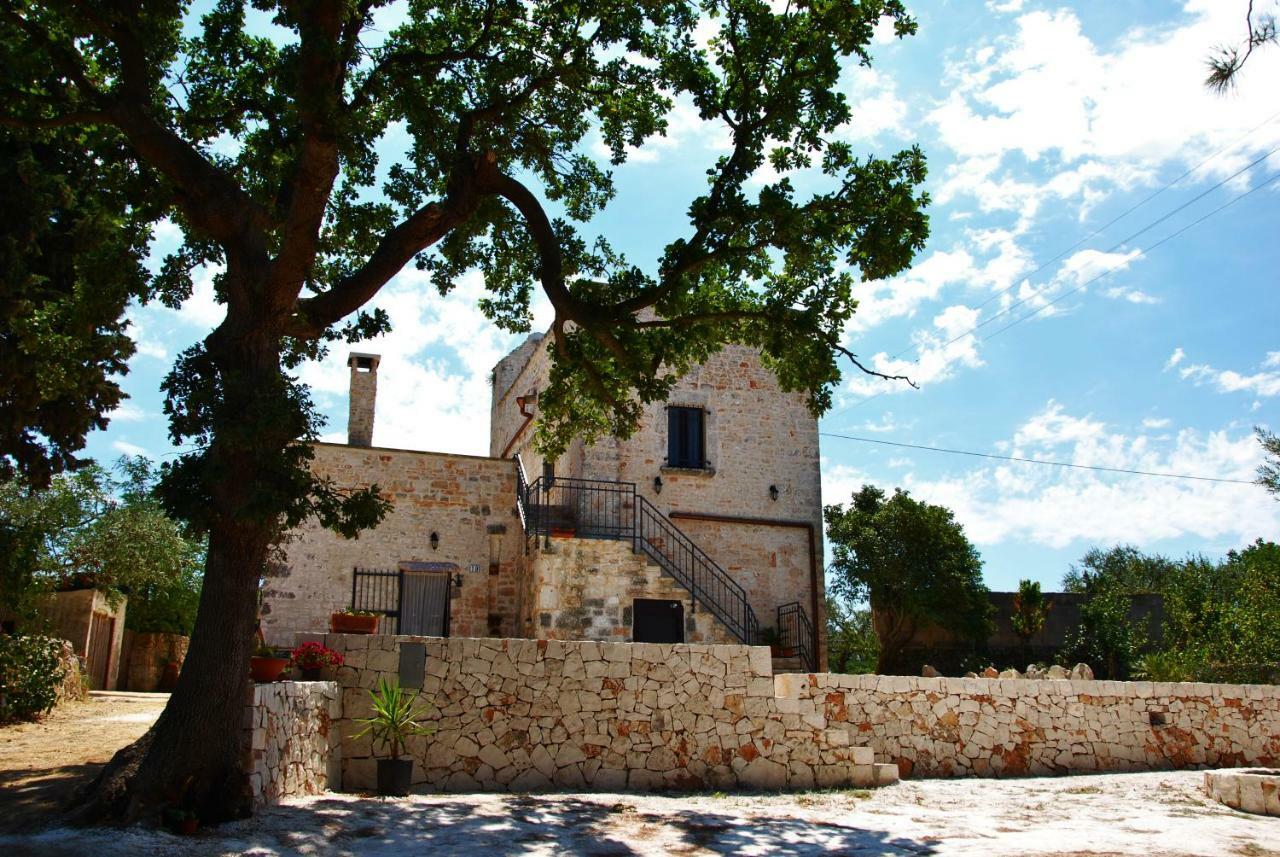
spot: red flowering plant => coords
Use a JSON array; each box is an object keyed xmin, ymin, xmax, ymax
[{"xmin": 290, "ymin": 642, "xmax": 344, "ymax": 671}]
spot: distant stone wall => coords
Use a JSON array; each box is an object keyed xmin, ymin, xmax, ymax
[
  {"xmin": 328, "ymin": 634, "xmax": 894, "ymax": 793},
  {"xmin": 799, "ymin": 673, "xmax": 1280, "ymax": 778},
  {"xmin": 242, "ymin": 681, "xmax": 341, "ymax": 806},
  {"xmin": 522, "ymin": 538, "xmax": 739, "ymax": 644},
  {"xmin": 54, "ymin": 639, "xmax": 86, "ymax": 705},
  {"xmin": 120, "ymin": 631, "xmax": 188, "ymax": 692}
]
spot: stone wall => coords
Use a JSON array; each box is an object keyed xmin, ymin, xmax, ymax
[
  {"xmin": 329, "ymin": 633, "xmax": 894, "ymax": 792},
  {"xmin": 522, "ymin": 538, "xmax": 739, "ymax": 645},
  {"xmin": 242, "ymin": 681, "xmax": 341, "ymax": 806},
  {"xmin": 264, "ymin": 444, "xmax": 524, "ymax": 645},
  {"xmin": 120, "ymin": 631, "xmax": 188, "ymax": 692},
  {"xmin": 792, "ymin": 672, "xmax": 1280, "ymax": 778},
  {"xmin": 317, "ymin": 634, "xmax": 1280, "ymax": 794}
]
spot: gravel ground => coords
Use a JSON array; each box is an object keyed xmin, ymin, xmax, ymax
[
  {"xmin": 0, "ymin": 692, "xmax": 168, "ymax": 833},
  {"xmin": 5, "ymin": 769, "xmax": 1278, "ymax": 857}
]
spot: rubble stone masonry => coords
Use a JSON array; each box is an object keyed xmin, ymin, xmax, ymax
[
  {"xmin": 242, "ymin": 681, "xmax": 341, "ymax": 806},
  {"xmin": 289, "ymin": 635, "xmax": 1280, "ymax": 794}
]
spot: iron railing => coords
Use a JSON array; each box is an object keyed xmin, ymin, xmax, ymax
[
  {"xmin": 351, "ymin": 567, "xmax": 401, "ymax": 634},
  {"xmin": 517, "ymin": 468, "xmax": 759, "ymax": 646},
  {"xmin": 777, "ymin": 601, "xmax": 816, "ymax": 672}
]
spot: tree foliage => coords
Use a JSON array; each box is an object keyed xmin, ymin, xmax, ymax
[
  {"xmin": 825, "ymin": 596, "xmax": 878, "ymax": 675},
  {"xmin": 0, "ymin": 457, "xmax": 204, "ymax": 635},
  {"xmin": 1257, "ymin": 426, "xmax": 1280, "ymax": 499},
  {"xmin": 825, "ymin": 485, "xmax": 992, "ymax": 674},
  {"xmin": 1009, "ymin": 578, "xmax": 1050, "ymax": 647},
  {"xmin": 0, "ymin": 0, "xmax": 929, "ymax": 820},
  {"xmin": 1205, "ymin": 1, "xmax": 1277, "ymax": 92}
]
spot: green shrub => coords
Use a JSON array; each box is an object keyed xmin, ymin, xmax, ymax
[{"xmin": 0, "ymin": 634, "xmax": 67, "ymax": 721}]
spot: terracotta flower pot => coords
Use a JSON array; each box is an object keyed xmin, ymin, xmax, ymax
[
  {"xmin": 549, "ymin": 527, "xmax": 576, "ymax": 539},
  {"xmin": 377, "ymin": 758, "xmax": 413, "ymax": 797},
  {"xmin": 249, "ymin": 656, "xmax": 290, "ymax": 683},
  {"xmin": 330, "ymin": 612, "xmax": 380, "ymax": 634},
  {"xmin": 177, "ymin": 818, "xmax": 198, "ymax": 836},
  {"xmin": 300, "ymin": 666, "xmax": 322, "ymax": 680}
]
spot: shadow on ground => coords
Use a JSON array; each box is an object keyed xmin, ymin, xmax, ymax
[
  {"xmin": 0, "ymin": 763, "xmax": 100, "ymax": 834},
  {"xmin": 4, "ymin": 794, "xmax": 938, "ymax": 856}
]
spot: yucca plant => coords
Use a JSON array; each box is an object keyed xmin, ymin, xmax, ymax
[{"xmin": 352, "ymin": 677, "xmax": 433, "ymax": 761}]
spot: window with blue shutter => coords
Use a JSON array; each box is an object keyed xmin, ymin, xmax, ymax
[{"xmin": 666, "ymin": 407, "xmax": 705, "ymax": 469}]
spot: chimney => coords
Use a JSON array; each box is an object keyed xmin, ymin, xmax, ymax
[{"xmin": 347, "ymin": 352, "xmax": 380, "ymax": 447}]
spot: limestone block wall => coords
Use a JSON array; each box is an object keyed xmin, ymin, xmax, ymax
[
  {"xmin": 521, "ymin": 538, "xmax": 739, "ymax": 645},
  {"xmin": 265, "ymin": 444, "xmax": 524, "ymax": 645},
  {"xmin": 791, "ymin": 673, "xmax": 1280, "ymax": 778},
  {"xmin": 120, "ymin": 631, "xmax": 188, "ymax": 692},
  {"xmin": 328, "ymin": 634, "xmax": 889, "ymax": 793},
  {"xmin": 242, "ymin": 681, "xmax": 341, "ymax": 806}
]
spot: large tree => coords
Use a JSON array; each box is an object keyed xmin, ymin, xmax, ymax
[
  {"xmin": 825, "ymin": 485, "xmax": 991, "ymax": 674},
  {"xmin": 0, "ymin": 0, "xmax": 929, "ymax": 822}
]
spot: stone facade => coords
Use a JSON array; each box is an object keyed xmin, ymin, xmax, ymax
[
  {"xmin": 492, "ymin": 337, "xmax": 826, "ymax": 660},
  {"xmin": 262, "ymin": 444, "xmax": 524, "ymax": 646},
  {"xmin": 327, "ymin": 634, "xmax": 895, "ymax": 793},
  {"xmin": 346, "ymin": 353, "xmax": 379, "ymax": 447},
  {"xmin": 242, "ymin": 680, "xmax": 341, "ymax": 806},
  {"xmin": 522, "ymin": 538, "xmax": 739, "ymax": 644},
  {"xmin": 120, "ymin": 631, "xmax": 188, "ymax": 692}
]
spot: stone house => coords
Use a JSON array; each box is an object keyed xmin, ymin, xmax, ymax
[{"xmin": 263, "ymin": 336, "xmax": 826, "ymax": 669}]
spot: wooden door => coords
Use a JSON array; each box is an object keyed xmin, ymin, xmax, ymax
[{"xmin": 87, "ymin": 611, "xmax": 114, "ymax": 690}]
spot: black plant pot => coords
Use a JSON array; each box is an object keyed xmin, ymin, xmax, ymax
[{"xmin": 377, "ymin": 758, "xmax": 413, "ymax": 796}]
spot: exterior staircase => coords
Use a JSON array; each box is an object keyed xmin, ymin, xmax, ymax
[{"xmin": 514, "ymin": 456, "xmax": 817, "ymax": 671}]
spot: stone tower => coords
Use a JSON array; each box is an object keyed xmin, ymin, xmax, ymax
[{"xmin": 347, "ymin": 352, "xmax": 380, "ymax": 447}]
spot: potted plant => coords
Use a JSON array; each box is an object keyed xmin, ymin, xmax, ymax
[
  {"xmin": 549, "ymin": 526, "xmax": 576, "ymax": 539},
  {"xmin": 291, "ymin": 641, "xmax": 344, "ymax": 680},
  {"xmin": 249, "ymin": 640, "xmax": 290, "ymax": 683},
  {"xmin": 331, "ymin": 608, "xmax": 380, "ymax": 635},
  {"xmin": 352, "ymin": 676, "xmax": 433, "ymax": 797}
]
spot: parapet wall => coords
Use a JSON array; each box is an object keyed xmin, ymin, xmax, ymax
[
  {"xmin": 242, "ymin": 681, "xmax": 341, "ymax": 806},
  {"xmin": 254, "ymin": 634, "xmax": 1280, "ymax": 797}
]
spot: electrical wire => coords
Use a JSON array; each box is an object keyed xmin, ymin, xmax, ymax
[{"xmin": 818, "ymin": 431, "xmax": 1260, "ymax": 485}]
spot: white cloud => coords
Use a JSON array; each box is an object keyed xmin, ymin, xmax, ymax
[
  {"xmin": 987, "ymin": 0, "xmax": 1025, "ymax": 12},
  {"xmin": 112, "ymin": 439, "xmax": 149, "ymax": 457},
  {"xmin": 1142, "ymin": 417, "xmax": 1172, "ymax": 429},
  {"xmin": 1165, "ymin": 347, "xmax": 1186, "ymax": 370},
  {"xmin": 844, "ymin": 304, "xmax": 985, "ymax": 396},
  {"xmin": 1179, "ymin": 352, "xmax": 1280, "ymax": 397},
  {"xmin": 301, "ymin": 269, "xmax": 553, "ymax": 455},
  {"xmin": 836, "ymin": 68, "xmax": 908, "ymax": 143},
  {"xmin": 590, "ymin": 96, "xmax": 731, "ymax": 165},
  {"xmin": 822, "ymin": 402, "xmax": 1279, "ymax": 551},
  {"xmin": 107, "ymin": 403, "xmax": 148, "ymax": 423},
  {"xmin": 1104, "ymin": 286, "xmax": 1160, "ymax": 305}
]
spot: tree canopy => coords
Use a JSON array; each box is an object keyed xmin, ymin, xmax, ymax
[
  {"xmin": 0, "ymin": 0, "xmax": 931, "ymax": 821},
  {"xmin": 825, "ymin": 485, "xmax": 992, "ymax": 674},
  {"xmin": 0, "ymin": 457, "xmax": 205, "ymax": 635}
]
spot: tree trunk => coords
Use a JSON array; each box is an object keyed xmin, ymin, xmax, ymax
[{"xmin": 71, "ymin": 314, "xmax": 290, "ymax": 824}]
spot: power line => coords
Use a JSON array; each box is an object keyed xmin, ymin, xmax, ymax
[
  {"xmin": 818, "ymin": 432, "xmax": 1260, "ymax": 485},
  {"xmin": 983, "ymin": 169, "xmax": 1280, "ymax": 341},
  {"xmin": 841, "ymin": 160, "xmax": 1280, "ymax": 411}
]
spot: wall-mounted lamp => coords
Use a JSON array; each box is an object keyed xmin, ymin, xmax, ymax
[
  {"xmin": 452, "ymin": 572, "xmax": 464, "ymax": 588},
  {"xmin": 653, "ymin": 476, "xmax": 663, "ymax": 494},
  {"xmin": 769, "ymin": 484, "xmax": 780, "ymax": 501},
  {"xmin": 430, "ymin": 531, "xmax": 440, "ymax": 550}
]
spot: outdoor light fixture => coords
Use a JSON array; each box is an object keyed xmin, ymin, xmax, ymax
[
  {"xmin": 653, "ymin": 476, "xmax": 663, "ymax": 494},
  {"xmin": 430, "ymin": 531, "xmax": 440, "ymax": 550},
  {"xmin": 769, "ymin": 484, "xmax": 779, "ymax": 501},
  {"xmin": 452, "ymin": 572, "xmax": 464, "ymax": 588}
]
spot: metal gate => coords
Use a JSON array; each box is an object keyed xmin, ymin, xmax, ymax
[
  {"xmin": 400, "ymin": 572, "xmax": 451, "ymax": 637},
  {"xmin": 351, "ymin": 564, "xmax": 455, "ymax": 637},
  {"xmin": 86, "ymin": 611, "xmax": 114, "ymax": 690}
]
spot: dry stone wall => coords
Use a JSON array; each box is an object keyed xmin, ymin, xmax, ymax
[
  {"xmin": 242, "ymin": 681, "xmax": 341, "ymax": 806},
  {"xmin": 328, "ymin": 634, "xmax": 894, "ymax": 793},
  {"xmin": 792, "ymin": 673, "xmax": 1280, "ymax": 778}
]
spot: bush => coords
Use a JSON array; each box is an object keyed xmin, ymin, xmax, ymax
[{"xmin": 0, "ymin": 634, "xmax": 67, "ymax": 721}]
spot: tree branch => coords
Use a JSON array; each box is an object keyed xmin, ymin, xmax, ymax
[
  {"xmin": 834, "ymin": 344, "xmax": 918, "ymax": 388},
  {"xmin": 0, "ymin": 111, "xmax": 109, "ymax": 129}
]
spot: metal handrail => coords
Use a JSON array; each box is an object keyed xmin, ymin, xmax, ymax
[
  {"xmin": 777, "ymin": 601, "xmax": 816, "ymax": 672},
  {"xmin": 515, "ymin": 471, "xmax": 760, "ymax": 645}
]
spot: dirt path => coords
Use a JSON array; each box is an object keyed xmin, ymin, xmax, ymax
[
  {"xmin": 0, "ymin": 692, "xmax": 166, "ymax": 832},
  {"xmin": 6, "ymin": 770, "xmax": 1279, "ymax": 856}
]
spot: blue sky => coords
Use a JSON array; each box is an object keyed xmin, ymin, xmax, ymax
[{"xmin": 89, "ymin": 0, "xmax": 1280, "ymax": 593}]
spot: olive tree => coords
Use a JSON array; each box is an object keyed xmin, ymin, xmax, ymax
[{"xmin": 1, "ymin": 0, "xmax": 928, "ymax": 821}]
